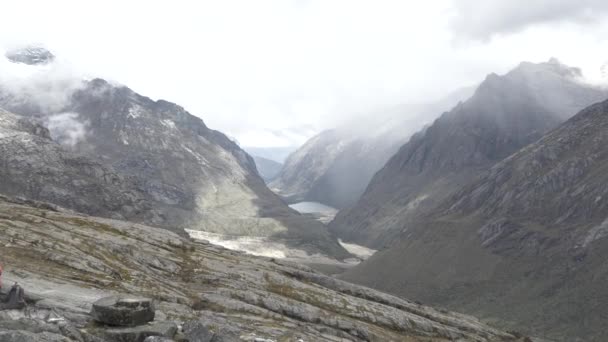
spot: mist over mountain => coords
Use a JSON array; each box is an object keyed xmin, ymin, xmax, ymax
[
  {"xmin": 252, "ymin": 155, "xmax": 283, "ymax": 182},
  {"xmin": 0, "ymin": 47, "xmax": 349, "ymax": 259},
  {"xmin": 244, "ymin": 146, "xmax": 296, "ymax": 164},
  {"xmin": 330, "ymin": 58, "xmax": 608, "ymax": 248},
  {"xmin": 5, "ymin": 46, "xmax": 55, "ymax": 65},
  {"xmin": 342, "ymin": 97, "xmax": 608, "ymax": 341},
  {"xmin": 4, "ymin": 2, "xmax": 608, "ymax": 341},
  {"xmin": 270, "ymin": 87, "xmax": 475, "ymax": 209}
]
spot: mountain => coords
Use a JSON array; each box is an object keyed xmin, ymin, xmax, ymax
[
  {"xmin": 0, "ymin": 195, "xmax": 532, "ymax": 341},
  {"xmin": 270, "ymin": 88, "xmax": 474, "ymax": 209},
  {"xmin": 252, "ymin": 155, "xmax": 282, "ymax": 182},
  {"xmin": 0, "ymin": 108, "xmax": 161, "ymax": 224},
  {"xmin": 341, "ymin": 97, "xmax": 608, "ymax": 341},
  {"xmin": 243, "ymin": 146, "xmax": 296, "ymax": 163},
  {"xmin": 5, "ymin": 46, "xmax": 55, "ymax": 65},
  {"xmin": 330, "ymin": 58, "xmax": 608, "ymax": 248},
  {"xmin": 0, "ymin": 47, "xmax": 349, "ymax": 259}
]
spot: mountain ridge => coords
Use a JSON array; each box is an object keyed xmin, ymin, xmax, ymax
[
  {"xmin": 341, "ymin": 96, "xmax": 608, "ymax": 341},
  {"xmin": 271, "ymin": 86, "xmax": 475, "ymax": 209},
  {"xmin": 329, "ymin": 59, "xmax": 608, "ymax": 248},
  {"xmin": 0, "ymin": 48, "xmax": 349, "ymax": 259}
]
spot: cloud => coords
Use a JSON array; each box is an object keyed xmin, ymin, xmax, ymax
[
  {"xmin": 450, "ymin": 0, "xmax": 608, "ymax": 40},
  {"xmin": 0, "ymin": 46, "xmax": 85, "ymax": 114},
  {"xmin": 1, "ymin": 1, "xmax": 608, "ymax": 148},
  {"xmin": 45, "ymin": 112, "xmax": 87, "ymax": 147}
]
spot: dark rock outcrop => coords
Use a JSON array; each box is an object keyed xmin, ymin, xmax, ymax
[
  {"xmin": 91, "ymin": 297, "xmax": 155, "ymax": 327},
  {"xmin": 0, "ymin": 284, "xmax": 26, "ymax": 310}
]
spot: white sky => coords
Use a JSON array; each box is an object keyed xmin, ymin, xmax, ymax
[{"xmin": 1, "ymin": 0, "xmax": 608, "ymax": 147}]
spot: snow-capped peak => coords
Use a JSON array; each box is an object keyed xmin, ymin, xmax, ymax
[{"xmin": 5, "ymin": 46, "xmax": 56, "ymax": 65}]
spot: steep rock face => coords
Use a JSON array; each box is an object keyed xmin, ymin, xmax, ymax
[
  {"xmin": 0, "ymin": 49, "xmax": 348, "ymax": 258},
  {"xmin": 0, "ymin": 108, "xmax": 164, "ymax": 225},
  {"xmin": 330, "ymin": 59, "xmax": 608, "ymax": 248},
  {"xmin": 341, "ymin": 99, "xmax": 608, "ymax": 341},
  {"xmin": 0, "ymin": 196, "xmax": 528, "ymax": 341},
  {"xmin": 271, "ymin": 88, "xmax": 473, "ymax": 209}
]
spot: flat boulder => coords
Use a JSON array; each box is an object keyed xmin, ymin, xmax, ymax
[
  {"xmin": 91, "ymin": 296, "xmax": 155, "ymax": 327},
  {"xmin": 104, "ymin": 321, "xmax": 177, "ymax": 342}
]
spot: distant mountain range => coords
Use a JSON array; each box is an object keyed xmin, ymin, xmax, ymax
[
  {"xmin": 333, "ymin": 59, "xmax": 608, "ymax": 341},
  {"xmin": 330, "ymin": 58, "xmax": 608, "ymax": 248},
  {"xmin": 252, "ymin": 155, "xmax": 283, "ymax": 182},
  {"xmin": 270, "ymin": 87, "xmax": 475, "ymax": 209},
  {"xmin": 243, "ymin": 146, "xmax": 297, "ymax": 163}
]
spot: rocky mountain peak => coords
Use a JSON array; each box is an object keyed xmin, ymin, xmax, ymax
[
  {"xmin": 514, "ymin": 57, "xmax": 583, "ymax": 79},
  {"xmin": 342, "ymin": 96, "xmax": 608, "ymax": 342},
  {"xmin": 5, "ymin": 46, "xmax": 55, "ymax": 65},
  {"xmin": 330, "ymin": 59, "xmax": 607, "ymax": 249}
]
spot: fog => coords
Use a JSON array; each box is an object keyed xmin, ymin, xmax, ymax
[
  {"xmin": 45, "ymin": 112, "xmax": 88, "ymax": 147},
  {"xmin": 0, "ymin": 51, "xmax": 85, "ymax": 113},
  {"xmin": 1, "ymin": 1, "xmax": 608, "ymax": 148}
]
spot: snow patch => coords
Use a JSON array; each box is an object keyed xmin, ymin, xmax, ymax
[
  {"xmin": 580, "ymin": 218, "xmax": 608, "ymax": 248},
  {"xmin": 182, "ymin": 144, "xmax": 210, "ymax": 166},
  {"xmin": 186, "ymin": 229, "xmax": 347, "ymax": 265},
  {"xmin": 186, "ymin": 229, "xmax": 287, "ymax": 258},
  {"xmin": 46, "ymin": 112, "xmax": 87, "ymax": 147},
  {"xmin": 338, "ymin": 239, "xmax": 377, "ymax": 260},
  {"xmin": 161, "ymin": 119, "xmax": 177, "ymax": 130},
  {"xmin": 406, "ymin": 194, "xmax": 428, "ymax": 210},
  {"xmin": 128, "ymin": 105, "xmax": 143, "ymax": 119}
]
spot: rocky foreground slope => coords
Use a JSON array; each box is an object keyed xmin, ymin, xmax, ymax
[
  {"xmin": 330, "ymin": 59, "xmax": 608, "ymax": 248},
  {"xmin": 271, "ymin": 89, "xmax": 473, "ymax": 210},
  {"xmin": 0, "ymin": 196, "xmax": 533, "ymax": 342},
  {"xmin": 341, "ymin": 98, "xmax": 608, "ymax": 341},
  {"xmin": 0, "ymin": 47, "xmax": 348, "ymax": 259}
]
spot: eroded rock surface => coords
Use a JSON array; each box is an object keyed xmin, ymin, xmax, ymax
[{"xmin": 0, "ymin": 197, "xmax": 529, "ymax": 341}]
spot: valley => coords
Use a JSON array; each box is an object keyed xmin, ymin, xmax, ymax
[{"xmin": 2, "ymin": 3, "xmax": 608, "ymax": 341}]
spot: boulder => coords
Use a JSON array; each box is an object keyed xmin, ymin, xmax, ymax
[
  {"xmin": 182, "ymin": 320, "xmax": 214, "ymax": 342},
  {"xmin": 0, "ymin": 284, "xmax": 27, "ymax": 310},
  {"xmin": 103, "ymin": 321, "xmax": 177, "ymax": 342},
  {"xmin": 91, "ymin": 296, "xmax": 155, "ymax": 327}
]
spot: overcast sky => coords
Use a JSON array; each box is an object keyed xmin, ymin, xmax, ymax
[{"xmin": 1, "ymin": 0, "xmax": 608, "ymax": 147}]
